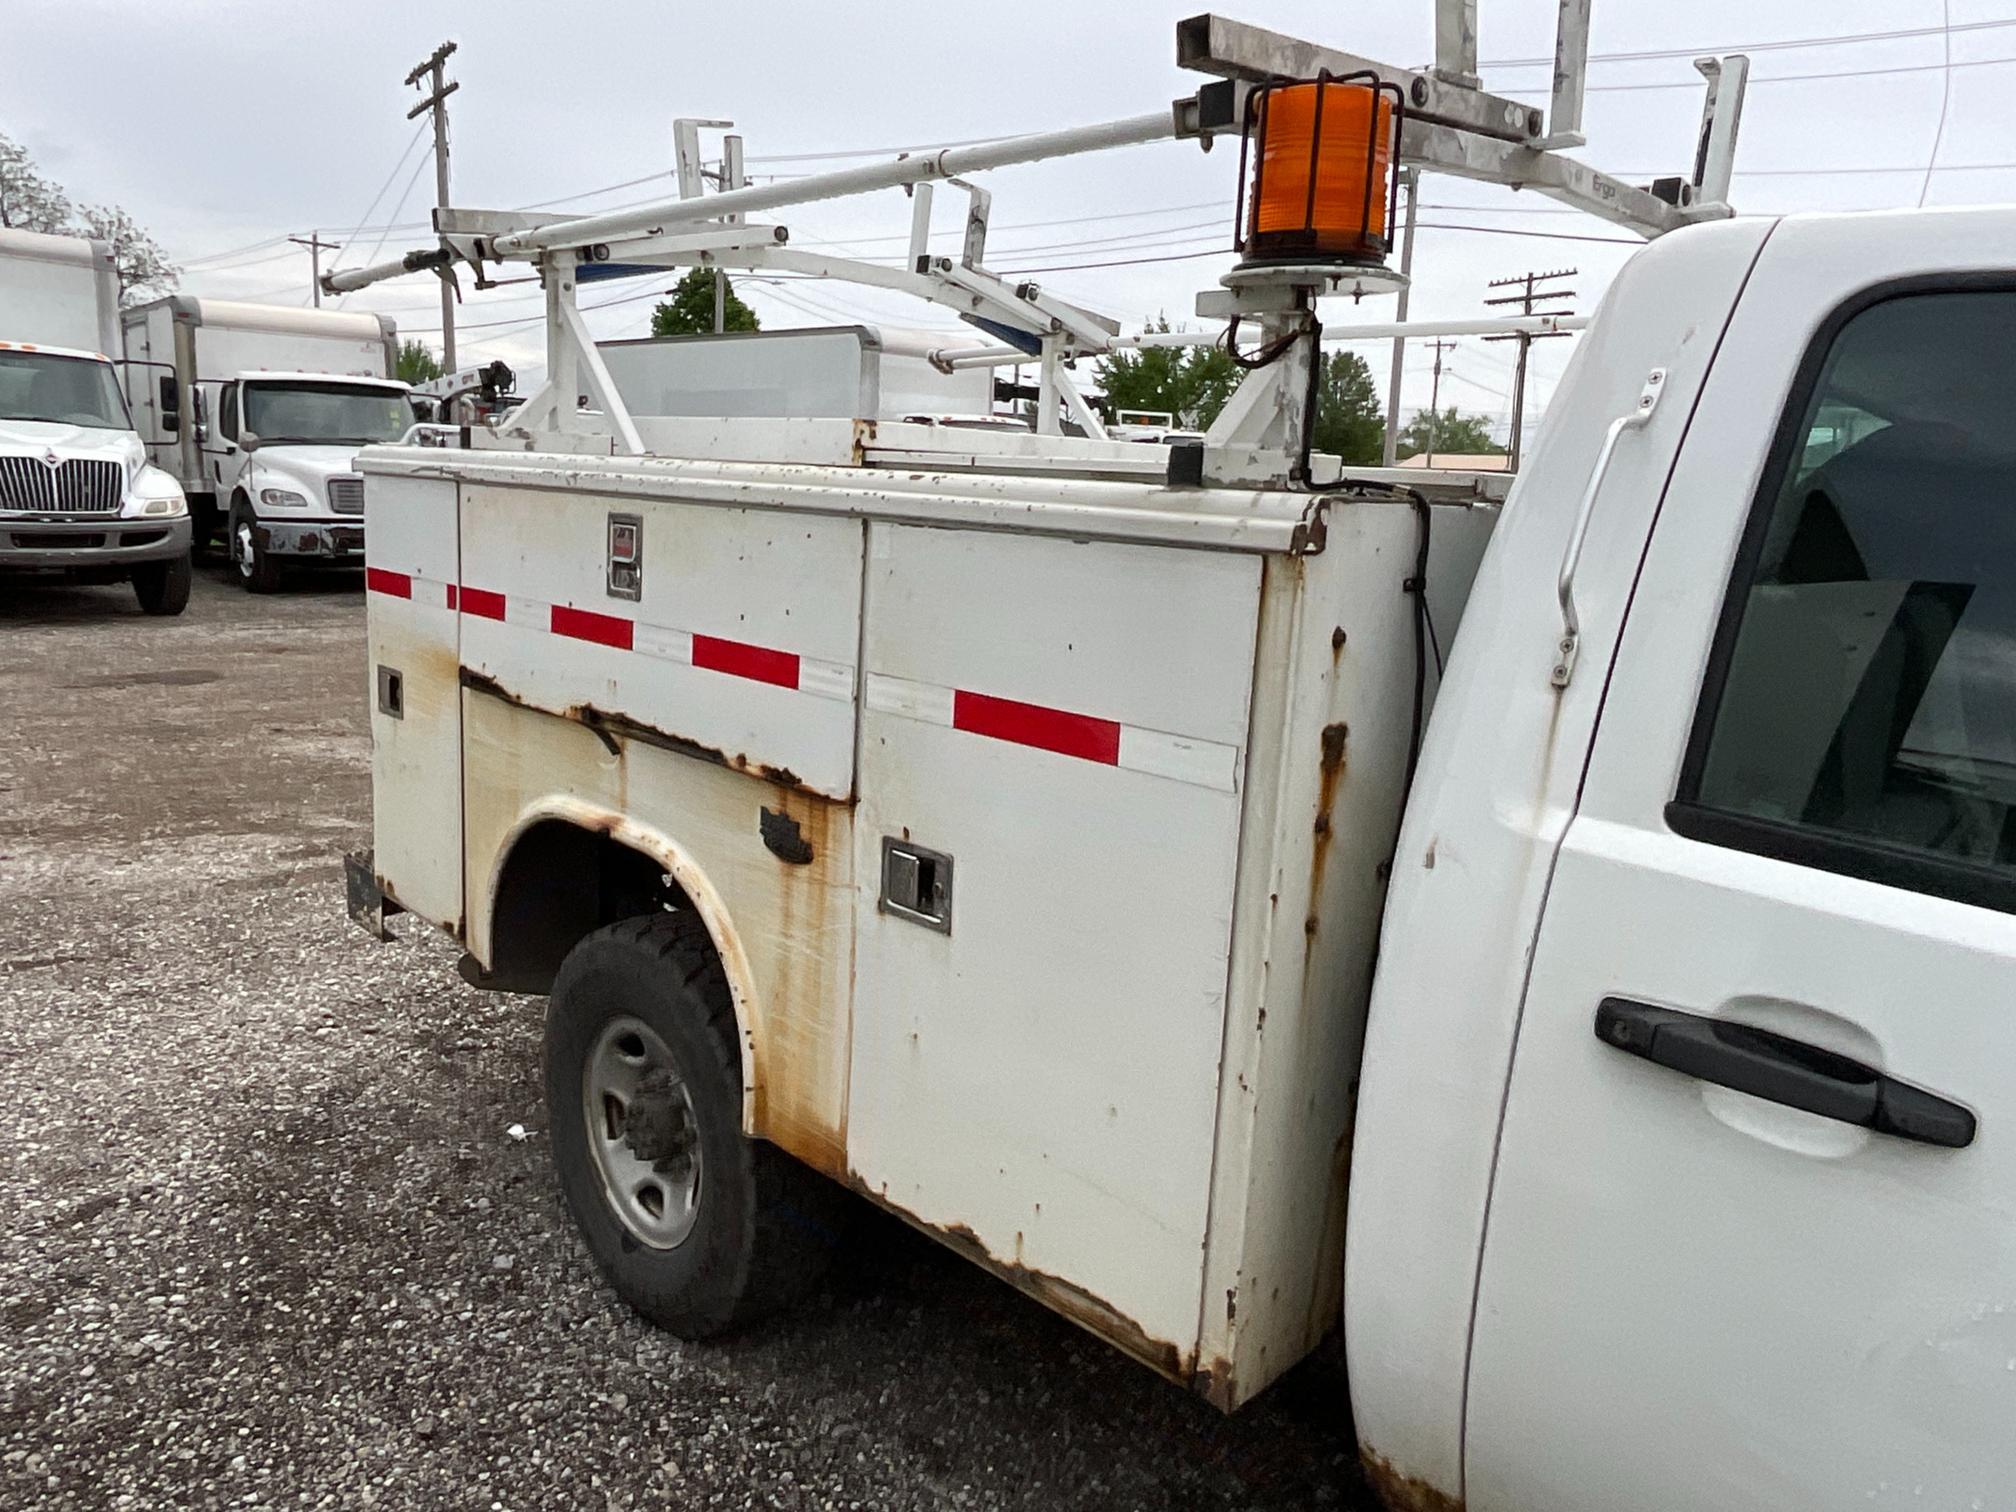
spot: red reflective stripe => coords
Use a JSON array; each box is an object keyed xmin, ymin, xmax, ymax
[
  {"xmin": 952, "ymin": 689, "xmax": 1121, "ymax": 765},
  {"xmin": 459, "ymin": 586, "xmax": 506, "ymax": 621},
  {"xmin": 551, "ymin": 603, "xmax": 634, "ymax": 650},
  {"xmin": 693, "ymin": 634, "xmax": 800, "ymax": 689},
  {"xmin": 444, "ymin": 583, "xmax": 458, "ymax": 612},
  {"xmin": 364, "ymin": 567, "xmax": 411, "ymax": 599}
]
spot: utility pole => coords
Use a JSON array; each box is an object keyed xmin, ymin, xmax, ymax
[
  {"xmin": 1483, "ymin": 268, "xmax": 1576, "ymax": 469},
  {"xmin": 1423, "ymin": 339, "xmax": 1457, "ymax": 470},
  {"xmin": 288, "ymin": 233, "xmax": 339, "ymax": 307},
  {"xmin": 405, "ymin": 41, "xmax": 460, "ymax": 369},
  {"xmin": 1381, "ymin": 168, "xmax": 1420, "ymax": 468}
]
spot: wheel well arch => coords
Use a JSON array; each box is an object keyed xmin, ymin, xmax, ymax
[{"xmin": 478, "ymin": 799, "xmax": 761, "ymax": 1125}]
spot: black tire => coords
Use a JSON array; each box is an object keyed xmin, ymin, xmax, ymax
[
  {"xmin": 229, "ymin": 499, "xmax": 283, "ymax": 594},
  {"xmin": 546, "ymin": 911, "xmax": 844, "ymax": 1336},
  {"xmin": 131, "ymin": 552, "xmax": 192, "ymax": 616}
]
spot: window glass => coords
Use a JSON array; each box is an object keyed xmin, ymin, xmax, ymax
[
  {"xmin": 1686, "ymin": 291, "xmax": 2016, "ymax": 886},
  {"xmin": 242, "ymin": 382, "xmax": 411, "ymax": 445},
  {"xmin": 0, "ymin": 351, "xmax": 129, "ymax": 430}
]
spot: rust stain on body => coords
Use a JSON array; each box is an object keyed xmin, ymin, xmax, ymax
[
  {"xmin": 459, "ymin": 678, "xmax": 855, "ymax": 1182},
  {"xmin": 1360, "ymin": 1448, "xmax": 1464, "ymax": 1512},
  {"xmin": 458, "ymin": 666, "xmax": 839, "ymax": 801},
  {"xmin": 850, "ymin": 1179, "xmax": 1219, "ymax": 1395},
  {"xmin": 1305, "ymin": 720, "xmax": 1350, "ymax": 958}
]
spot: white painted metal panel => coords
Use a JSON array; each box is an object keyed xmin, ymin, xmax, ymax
[
  {"xmin": 849, "ymin": 523, "xmax": 1261, "ymax": 1367},
  {"xmin": 1468, "ymin": 208, "xmax": 2016, "ymax": 1512},
  {"xmin": 0, "ymin": 228, "xmax": 115, "ymax": 352},
  {"xmin": 190, "ymin": 322, "xmax": 388, "ymax": 383},
  {"xmin": 456, "ymin": 483, "xmax": 862, "ymax": 800},
  {"xmin": 1341, "ymin": 215, "xmax": 1777, "ymax": 1502},
  {"xmin": 366, "ymin": 473, "xmax": 464, "ymax": 930}
]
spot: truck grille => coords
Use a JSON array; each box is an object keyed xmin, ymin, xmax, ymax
[
  {"xmin": 328, "ymin": 476, "xmax": 365, "ymax": 515},
  {"xmin": 0, "ymin": 456, "xmax": 122, "ymax": 514}
]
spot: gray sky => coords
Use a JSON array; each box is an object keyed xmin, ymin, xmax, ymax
[{"xmin": 9, "ymin": 0, "xmax": 2015, "ymax": 431}]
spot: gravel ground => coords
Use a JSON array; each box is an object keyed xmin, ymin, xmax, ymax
[{"xmin": 0, "ymin": 563, "xmax": 1370, "ymax": 1511}]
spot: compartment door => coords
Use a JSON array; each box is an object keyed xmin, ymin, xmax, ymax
[
  {"xmin": 849, "ymin": 523, "xmax": 1261, "ymax": 1366},
  {"xmin": 364, "ymin": 472, "xmax": 464, "ymax": 931}
]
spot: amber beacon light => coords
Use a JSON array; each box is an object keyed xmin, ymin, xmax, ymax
[{"xmin": 1235, "ymin": 71, "xmax": 1405, "ymax": 269}]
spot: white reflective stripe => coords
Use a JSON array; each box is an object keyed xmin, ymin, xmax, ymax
[
  {"xmin": 464, "ymin": 583, "xmax": 858, "ymax": 700},
  {"xmin": 799, "ymin": 657, "xmax": 856, "ymax": 702},
  {"xmin": 401, "ymin": 568, "xmax": 456, "ymax": 610},
  {"xmin": 1117, "ymin": 726, "xmax": 1240, "ymax": 792},
  {"xmin": 865, "ymin": 671, "xmax": 954, "ymax": 726},
  {"xmin": 632, "ymin": 622, "xmax": 695, "ymax": 665},
  {"xmin": 866, "ymin": 671, "xmax": 1240, "ymax": 791}
]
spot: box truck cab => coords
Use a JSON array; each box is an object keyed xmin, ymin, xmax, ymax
[
  {"xmin": 120, "ymin": 298, "xmax": 416, "ymax": 590},
  {"xmin": 0, "ymin": 228, "xmax": 190, "ymax": 615},
  {"xmin": 212, "ymin": 370, "xmax": 417, "ymax": 591}
]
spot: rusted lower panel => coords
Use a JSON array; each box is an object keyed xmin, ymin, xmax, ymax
[
  {"xmin": 1360, "ymin": 1448, "xmax": 1465, "ymax": 1512},
  {"xmin": 853, "ymin": 1177, "xmax": 1202, "ymax": 1388},
  {"xmin": 461, "ymin": 686, "xmax": 854, "ymax": 1180}
]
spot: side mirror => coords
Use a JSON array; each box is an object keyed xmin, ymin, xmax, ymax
[
  {"xmin": 158, "ymin": 375, "xmax": 180, "ymax": 434},
  {"xmin": 237, "ymin": 430, "xmax": 260, "ymax": 452}
]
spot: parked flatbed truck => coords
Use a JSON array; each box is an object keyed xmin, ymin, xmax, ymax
[{"xmin": 336, "ymin": 9, "xmax": 2016, "ymax": 1508}]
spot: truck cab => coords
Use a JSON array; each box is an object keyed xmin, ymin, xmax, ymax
[
  {"xmin": 212, "ymin": 371, "xmax": 417, "ymax": 591},
  {"xmin": 0, "ymin": 228, "xmax": 190, "ymax": 615}
]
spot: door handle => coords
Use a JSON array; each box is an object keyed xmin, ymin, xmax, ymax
[{"xmin": 1595, "ymin": 999, "xmax": 1975, "ymax": 1148}]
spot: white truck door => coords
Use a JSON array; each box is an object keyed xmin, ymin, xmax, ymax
[
  {"xmin": 1467, "ymin": 215, "xmax": 2016, "ymax": 1511},
  {"xmin": 214, "ymin": 381, "xmax": 246, "ymax": 497}
]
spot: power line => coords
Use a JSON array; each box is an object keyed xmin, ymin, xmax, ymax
[
  {"xmin": 329, "ymin": 121, "xmax": 430, "ymax": 259},
  {"xmin": 180, "ymin": 234, "xmax": 294, "ymax": 269},
  {"xmin": 1479, "ymin": 16, "xmax": 2016, "ymax": 69},
  {"xmin": 1496, "ymin": 50, "xmax": 2016, "ymax": 97},
  {"xmin": 339, "ymin": 150, "xmax": 433, "ymax": 309},
  {"xmin": 1922, "ymin": 2, "xmax": 1956, "ymax": 207}
]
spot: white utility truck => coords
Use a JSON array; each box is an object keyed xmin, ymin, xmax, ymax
[
  {"xmin": 335, "ymin": 9, "xmax": 2015, "ymax": 1509},
  {"xmin": 0, "ymin": 228, "xmax": 190, "ymax": 614},
  {"xmin": 120, "ymin": 298, "xmax": 416, "ymax": 589}
]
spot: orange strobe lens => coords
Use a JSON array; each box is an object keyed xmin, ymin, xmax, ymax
[{"xmin": 1248, "ymin": 82, "xmax": 1393, "ymax": 263}]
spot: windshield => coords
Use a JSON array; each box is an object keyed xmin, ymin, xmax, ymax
[
  {"xmin": 243, "ymin": 382, "xmax": 411, "ymax": 445},
  {"xmin": 0, "ymin": 351, "xmax": 130, "ymax": 430}
]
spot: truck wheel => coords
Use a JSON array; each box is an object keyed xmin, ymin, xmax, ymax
[
  {"xmin": 131, "ymin": 552, "xmax": 192, "ymax": 616},
  {"xmin": 545, "ymin": 911, "xmax": 843, "ymax": 1337},
  {"xmin": 231, "ymin": 506, "xmax": 283, "ymax": 594}
]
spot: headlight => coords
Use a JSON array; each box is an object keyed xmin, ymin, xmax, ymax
[
  {"xmin": 125, "ymin": 464, "xmax": 186, "ymax": 518},
  {"xmin": 260, "ymin": 488, "xmax": 309, "ymax": 510}
]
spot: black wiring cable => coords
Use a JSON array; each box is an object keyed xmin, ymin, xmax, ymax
[
  {"xmin": 1283, "ymin": 313, "xmax": 1444, "ymax": 784},
  {"xmin": 1221, "ymin": 312, "xmax": 1306, "ymax": 370}
]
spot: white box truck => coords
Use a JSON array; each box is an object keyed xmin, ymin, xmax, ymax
[
  {"xmin": 336, "ymin": 9, "xmax": 2016, "ymax": 1508},
  {"xmin": 0, "ymin": 227, "xmax": 190, "ymax": 615},
  {"xmin": 121, "ymin": 298, "xmax": 421, "ymax": 590}
]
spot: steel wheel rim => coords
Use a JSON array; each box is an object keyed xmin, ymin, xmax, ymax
[
  {"xmin": 581, "ymin": 1014, "xmax": 702, "ymax": 1250},
  {"xmin": 235, "ymin": 521, "xmax": 255, "ymax": 579}
]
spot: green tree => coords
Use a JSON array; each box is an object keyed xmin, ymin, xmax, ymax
[
  {"xmin": 650, "ymin": 267, "xmax": 759, "ymax": 337},
  {"xmin": 1095, "ymin": 318, "xmax": 1243, "ymax": 430},
  {"xmin": 1310, "ymin": 350, "xmax": 1385, "ymax": 465},
  {"xmin": 0, "ymin": 132, "xmax": 72, "ymax": 233},
  {"xmin": 396, "ymin": 338, "xmax": 443, "ymax": 384},
  {"xmin": 78, "ymin": 204, "xmax": 177, "ymax": 307},
  {"xmin": 1397, "ymin": 406, "xmax": 1504, "ymax": 461}
]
